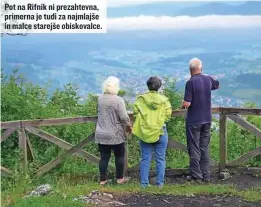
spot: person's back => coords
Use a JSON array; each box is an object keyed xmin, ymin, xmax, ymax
[
  {"xmin": 133, "ymin": 91, "xmax": 171, "ymax": 143},
  {"xmin": 95, "ymin": 94, "xmax": 128, "ymax": 145},
  {"xmin": 133, "ymin": 76, "xmax": 172, "ymax": 188},
  {"xmin": 94, "ymin": 76, "xmax": 131, "ymax": 186},
  {"xmin": 183, "ymin": 58, "xmax": 219, "ymax": 183},
  {"xmin": 185, "ymin": 74, "xmax": 218, "ymax": 125}
]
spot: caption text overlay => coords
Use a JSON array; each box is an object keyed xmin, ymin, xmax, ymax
[{"xmin": 1, "ymin": 0, "xmax": 107, "ymax": 33}]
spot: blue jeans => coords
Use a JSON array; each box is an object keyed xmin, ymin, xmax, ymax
[{"xmin": 139, "ymin": 127, "xmax": 168, "ymax": 187}]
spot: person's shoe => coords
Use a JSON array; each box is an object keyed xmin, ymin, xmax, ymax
[
  {"xmin": 186, "ymin": 175, "xmax": 196, "ymax": 181},
  {"xmin": 157, "ymin": 184, "xmax": 163, "ymax": 188},
  {"xmin": 186, "ymin": 175, "xmax": 203, "ymax": 184},
  {"xmin": 100, "ymin": 179, "xmax": 112, "ymax": 186},
  {"xmin": 100, "ymin": 180, "xmax": 108, "ymax": 186},
  {"xmin": 117, "ymin": 177, "xmax": 131, "ymax": 184},
  {"xmin": 202, "ymin": 178, "xmax": 210, "ymax": 184},
  {"xmin": 141, "ymin": 184, "xmax": 151, "ymax": 188}
]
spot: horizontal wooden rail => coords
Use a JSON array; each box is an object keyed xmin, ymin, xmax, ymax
[
  {"xmin": 221, "ymin": 107, "xmax": 261, "ymax": 115},
  {"xmin": 2, "ymin": 107, "xmax": 261, "ymax": 129},
  {"xmin": 1, "ymin": 117, "xmax": 97, "ymax": 129},
  {"xmin": 1, "ymin": 106, "xmax": 260, "ymax": 177},
  {"xmin": 171, "ymin": 107, "xmax": 221, "ymax": 117}
]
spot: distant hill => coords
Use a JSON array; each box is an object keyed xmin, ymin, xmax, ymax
[
  {"xmin": 107, "ymin": 2, "xmax": 203, "ymax": 17},
  {"xmin": 107, "ymin": 1, "xmax": 261, "ymax": 17},
  {"xmin": 177, "ymin": 1, "xmax": 261, "ymax": 16}
]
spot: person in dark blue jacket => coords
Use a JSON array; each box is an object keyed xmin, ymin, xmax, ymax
[{"xmin": 182, "ymin": 58, "xmax": 220, "ymax": 183}]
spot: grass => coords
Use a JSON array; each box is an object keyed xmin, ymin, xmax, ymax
[{"xmin": 1, "ymin": 176, "xmax": 261, "ymax": 207}]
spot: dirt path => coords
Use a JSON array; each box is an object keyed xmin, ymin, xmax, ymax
[
  {"xmin": 213, "ymin": 174, "xmax": 261, "ymax": 189},
  {"xmin": 119, "ymin": 194, "xmax": 261, "ymax": 207},
  {"xmin": 117, "ymin": 174, "xmax": 261, "ymax": 207},
  {"xmin": 152, "ymin": 173, "xmax": 261, "ymax": 190}
]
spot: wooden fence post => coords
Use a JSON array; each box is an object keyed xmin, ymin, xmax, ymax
[
  {"xmin": 219, "ymin": 114, "xmax": 227, "ymax": 171},
  {"xmin": 18, "ymin": 127, "xmax": 28, "ymax": 173},
  {"xmin": 26, "ymin": 133, "xmax": 35, "ymax": 162}
]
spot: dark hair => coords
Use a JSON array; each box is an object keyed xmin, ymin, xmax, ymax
[{"xmin": 147, "ymin": 76, "xmax": 162, "ymax": 91}]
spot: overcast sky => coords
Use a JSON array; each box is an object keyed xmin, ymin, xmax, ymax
[
  {"xmin": 108, "ymin": 0, "xmax": 246, "ymax": 7},
  {"xmin": 105, "ymin": 1, "xmax": 261, "ymax": 30}
]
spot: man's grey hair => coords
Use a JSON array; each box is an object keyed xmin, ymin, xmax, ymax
[
  {"xmin": 189, "ymin": 58, "xmax": 202, "ymax": 70},
  {"xmin": 102, "ymin": 76, "xmax": 120, "ymax": 95}
]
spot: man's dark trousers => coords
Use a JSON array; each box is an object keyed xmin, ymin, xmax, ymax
[{"xmin": 186, "ymin": 123, "xmax": 211, "ymax": 180}]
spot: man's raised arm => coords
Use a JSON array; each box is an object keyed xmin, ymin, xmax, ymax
[{"xmin": 210, "ymin": 76, "xmax": 220, "ymax": 90}]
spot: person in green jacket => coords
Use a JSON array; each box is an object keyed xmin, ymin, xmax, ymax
[{"xmin": 133, "ymin": 76, "xmax": 172, "ymax": 188}]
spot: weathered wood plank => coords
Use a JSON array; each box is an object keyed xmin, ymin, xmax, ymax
[
  {"xmin": 128, "ymin": 167, "xmax": 220, "ymax": 177},
  {"xmin": 171, "ymin": 109, "xmax": 187, "ymax": 117},
  {"xmin": 226, "ymin": 146, "xmax": 261, "ymax": 167},
  {"xmin": 36, "ymin": 134, "xmax": 94, "ymax": 176},
  {"xmin": 26, "ymin": 133, "xmax": 35, "ymax": 161},
  {"xmin": 227, "ymin": 114, "xmax": 261, "ymax": 139},
  {"xmin": 219, "ymin": 114, "xmax": 227, "ymax": 171},
  {"xmin": 171, "ymin": 107, "xmax": 220, "ymax": 117},
  {"xmin": 128, "ymin": 107, "xmax": 221, "ymax": 118},
  {"xmin": 26, "ymin": 127, "xmax": 114, "ymax": 169},
  {"xmin": 1, "ymin": 128, "xmax": 16, "ymax": 143},
  {"xmin": 1, "ymin": 166, "xmax": 12, "ymax": 177},
  {"xmin": 1, "ymin": 117, "xmax": 97, "ymax": 129},
  {"xmin": 18, "ymin": 128, "xmax": 28, "ymax": 173},
  {"xmin": 222, "ymin": 107, "xmax": 261, "ymax": 116},
  {"xmin": 129, "ymin": 160, "xmax": 217, "ymax": 174},
  {"xmin": 168, "ymin": 139, "xmax": 187, "ymax": 151},
  {"xmin": 227, "ymin": 167, "xmax": 261, "ymax": 175},
  {"xmin": 1, "ymin": 107, "xmax": 224, "ymax": 129},
  {"xmin": 2, "ymin": 107, "xmax": 260, "ymax": 129},
  {"xmin": 25, "ymin": 127, "xmax": 113, "ymax": 169},
  {"xmin": 211, "ymin": 107, "xmax": 222, "ymax": 114}
]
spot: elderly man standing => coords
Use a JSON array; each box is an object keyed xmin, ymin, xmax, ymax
[{"xmin": 182, "ymin": 58, "xmax": 219, "ymax": 182}]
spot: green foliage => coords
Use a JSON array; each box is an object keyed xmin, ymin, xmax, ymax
[
  {"xmin": 162, "ymin": 77, "xmax": 182, "ymax": 110},
  {"xmin": 1, "ymin": 70, "xmax": 97, "ymax": 172},
  {"xmin": 162, "ymin": 77, "xmax": 189, "ymax": 168},
  {"xmin": 83, "ymin": 94, "xmax": 98, "ymax": 116},
  {"xmin": 1, "ymin": 70, "xmax": 261, "ymax": 195},
  {"xmin": 50, "ymin": 83, "xmax": 82, "ymax": 116},
  {"xmin": 118, "ymin": 89, "xmax": 126, "ymax": 97}
]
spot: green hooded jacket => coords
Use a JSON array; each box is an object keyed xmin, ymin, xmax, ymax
[{"xmin": 132, "ymin": 91, "xmax": 172, "ymax": 143}]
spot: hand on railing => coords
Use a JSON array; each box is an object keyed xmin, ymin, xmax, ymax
[
  {"xmin": 126, "ymin": 125, "xmax": 132, "ymax": 134},
  {"xmin": 181, "ymin": 101, "xmax": 191, "ymax": 109}
]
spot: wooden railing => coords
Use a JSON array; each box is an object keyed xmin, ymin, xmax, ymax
[{"xmin": 1, "ymin": 107, "xmax": 261, "ymax": 177}]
